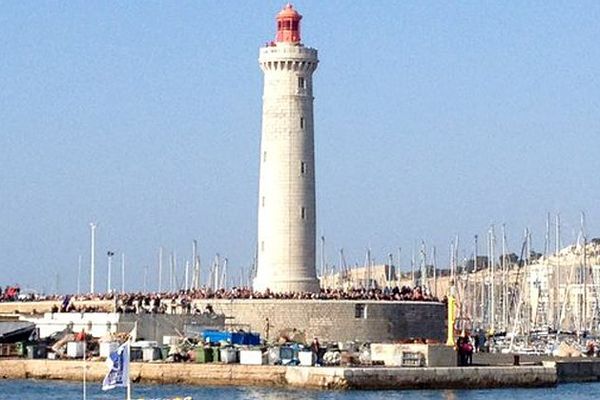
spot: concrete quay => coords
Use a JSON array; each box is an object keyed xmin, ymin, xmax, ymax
[{"xmin": 0, "ymin": 359, "xmax": 559, "ymax": 390}]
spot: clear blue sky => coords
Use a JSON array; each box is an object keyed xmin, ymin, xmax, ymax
[{"xmin": 1, "ymin": 1, "xmax": 598, "ymax": 294}]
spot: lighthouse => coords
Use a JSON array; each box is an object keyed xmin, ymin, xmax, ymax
[{"xmin": 254, "ymin": 4, "xmax": 320, "ymax": 293}]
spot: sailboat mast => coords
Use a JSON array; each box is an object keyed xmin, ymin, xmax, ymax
[
  {"xmin": 474, "ymin": 234, "xmax": 480, "ymax": 327},
  {"xmin": 581, "ymin": 212, "xmax": 587, "ymax": 333},
  {"xmin": 158, "ymin": 247, "xmax": 163, "ymax": 292},
  {"xmin": 185, "ymin": 260, "xmax": 190, "ymax": 291},
  {"xmin": 196, "ymin": 254, "xmax": 202, "ymax": 289},
  {"xmin": 320, "ymin": 235, "xmax": 325, "ymax": 278},
  {"xmin": 169, "ymin": 252, "xmax": 175, "ymax": 292},
  {"xmin": 545, "ymin": 212, "xmax": 550, "ymax": 257},
  {"xmin": 221, "ymin": 258, "xmax": 228, "ymax": 289},
  {"xmin": 501, "ymin": 224, "xmax": 507, "ymax": 331},
  {"xmin": 450, "ymin": 242, "xmax": 455, "ymax": 285},
  {"xmin": 420, "ymin": 241, "xmax": 427, "ymax": 293},
  {"xmin": 525, "ymin": 228, "xmax": 532, "ymax": 333},
  {"xmin": 214, "ymin": 254, "xmax": 220, "ymax": 290},
  {"xmin": 411, "ymin": 245, "xmax": 416, "ymax": 288},
  {"xmin": 555, "ymin": 213, "xmax": 561, "ymax": 330},
  {"xmin": 432, "ymin": 246, "xmax": 437, "ymax": 298},
  {"xmin": 397, "ymin": 247, "xmax": 401, "ymax": 288},
  {"xmin": 490, "ymin": 225, "xmax": 496, "ymax": 332},
  {"xmin": 192, "ymin": 240, "xmax": 198, "ymax": 290},
  {"xmin": 77, "ymin": 255, "xmax": 82, "ymax": 295},
  {"xmin": 387, "ymin": 253, "xmax": 393, "ymax": 288},
  {"xmin": 545, "ymin": 212, "xmax": 554, "ymax": 329},
  {"xmin": 366, "ymin": 248, "xmax": 372, "ymax": 290},
  {"xmin": 338, "ymin": 248, "xmax": 345, "ymax": 288}
]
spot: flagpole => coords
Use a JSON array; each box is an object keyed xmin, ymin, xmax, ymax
[
  {"xmin": 82, "ymin": 339, "xmax": 87, "ymax": 400},
  {"xmin": 127, "ymin": 322, "xmax": 136, "ymax": 400},
  {"xmin": 126, "ymin": 355, "xmax": 131, "ymax": 400},
  {"xmin": 126, "ymin": 336, "xmax": 131, "ymax": 400}
]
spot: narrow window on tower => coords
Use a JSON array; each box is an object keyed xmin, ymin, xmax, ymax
[
  {"xmin": 301, "ymin": 207, "xmax": 306, "ymax": 220},
  {"xmin": 263, "ymin": 151, "xmax": 267, "ymax": 162},
  {"xmin": 355, "ymin": 304, "xmax": 367, "ymax": 319},
  {"xmin": 261, "ymin": 241, "xmax": 265, "ymax": 252},
  {"xmin": 300, "ymin": 161, "xmax": 306, "ymax": 174},
  {"xmin": 262, "ymin": 196, "xmax": 265, "ymax": 207},
  {"xmin": 300, "ymin": 117, "xmax": 304, "ymax": 129},
  {"xmin": 298, "ymin": 76, "xmax": 305, "ymax": 89}
]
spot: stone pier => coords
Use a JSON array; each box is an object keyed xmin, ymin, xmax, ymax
[{"xmin": 0, "ymin": 359, "xmax": 558, "ymax": 390}]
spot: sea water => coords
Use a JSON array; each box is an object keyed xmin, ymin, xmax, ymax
[{"xmin": 0, "ymin": 380, "xmax": 598, "ymax": 400}]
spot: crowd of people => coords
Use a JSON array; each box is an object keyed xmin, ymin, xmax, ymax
[
  {"xmin": 0, "ymin": 286, "xmax": 21, "ymax": 301},
  {"xmin": 1, "ymin": 285, "xmax": 442, "ymax": 314}
]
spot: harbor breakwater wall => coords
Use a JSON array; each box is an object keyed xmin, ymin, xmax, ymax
[
  {"xmin": 1, "ymin": 300, "xmax": 447, "ymax": 343},
  {"xmin": 554, "ymin": 360, "xmax": 600, "ymax": 382},
  {"xmin": 0, "ymin": 359, "xmax": 558, "ymax": 390},
  {"xmin": 191, "ymin": 299, "xmax": 446, "ymax": 343}
]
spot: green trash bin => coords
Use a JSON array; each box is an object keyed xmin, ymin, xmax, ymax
[
  {"xmin": 212, "ymin": 346, "xmax": 221, "ymax": 363},
  {"xmin": 15, "ymin": 342, "xmax": 25, "ymax": 357},
  {"xmin": 196, "ymin": 347, "xmax": 213, "ymax": 363}
]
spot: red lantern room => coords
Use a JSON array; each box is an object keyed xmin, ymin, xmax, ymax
[{"xmin": 276, "ymin": 3, "xmax": 302, "ymax": 43}]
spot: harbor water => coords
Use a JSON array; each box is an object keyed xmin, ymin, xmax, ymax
[{"xmin": 0, "ymin": 380, "xmax": 598, "ymax": 400}]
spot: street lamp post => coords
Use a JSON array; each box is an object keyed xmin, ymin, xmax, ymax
[
  {"xmin": 107, "ymin": 251, "xmax": 114, "ymax": 293},
  {"xmin": 89, "ymin": 223, "xmax": 97, "ymax": 293}
]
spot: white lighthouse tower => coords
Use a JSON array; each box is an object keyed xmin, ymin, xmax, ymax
[{"xmin": 254, "ymin": 4, "xmax": 320, "ymax": 293}]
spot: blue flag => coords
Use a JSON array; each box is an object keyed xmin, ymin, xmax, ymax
[{"xmin": 101, "ymin": 342, "xmax": 130, "ymax": 391}]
